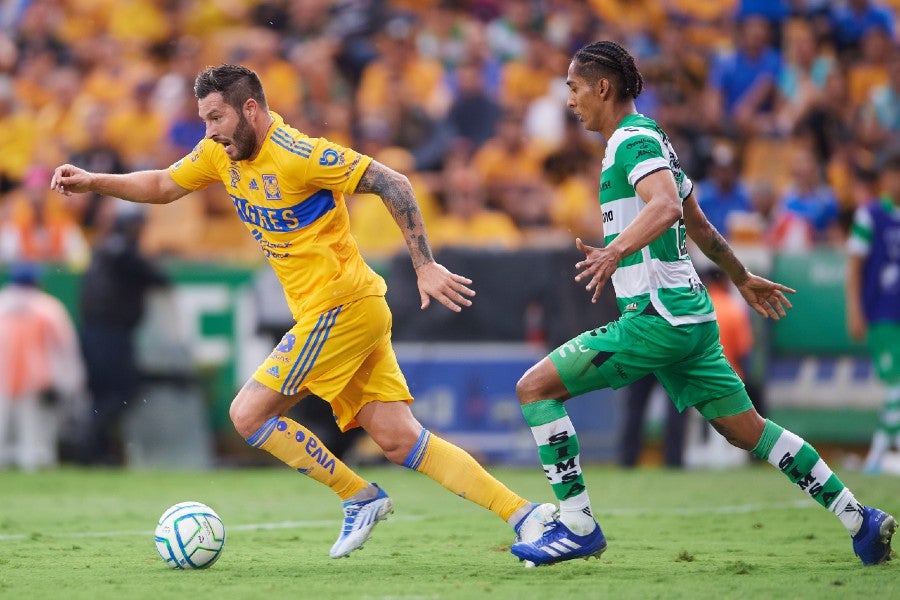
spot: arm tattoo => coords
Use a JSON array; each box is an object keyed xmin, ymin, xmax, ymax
[
  {"xmin": 356, "ymin": 161, "xmax": 434, "ymax": 268},
  {"xmin": 684, "ymin": 195, "xmax": 748, "ymax": 282},
  {"xmin": 707, "ymin": 227, "xmax": 730, "ymax": 259},
  {"xmin": 700, "ymin": 223, "xmax": 748, "ymax": 282}
]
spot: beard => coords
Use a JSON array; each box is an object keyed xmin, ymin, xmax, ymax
[{"xmin": 229, "ymin": 113, "xmax": 257, "ymax": 161}]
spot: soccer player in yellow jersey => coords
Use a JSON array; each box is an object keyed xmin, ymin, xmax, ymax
[{"xmin": 51, "ymin": 64, "xmax": 555, "ymax": 560}]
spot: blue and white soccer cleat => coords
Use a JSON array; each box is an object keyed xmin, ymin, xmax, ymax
[
  {"xmin": 514, "ymin": 503, "xmax": 558, "ymax": 568},
  {"xmin": 329, "ymin": 484, "xmax": 393, "ymax": 558},
  {"xmin": 514, "ymin": 502, "xmax": 558, "ymax": 543},
  {"xmin": 510, "ymin": 519, "xmax": 607, "ymax": 566},
  {"xmin": 852, "ymin": 506, "xmax": 896, "ymax": 565}
]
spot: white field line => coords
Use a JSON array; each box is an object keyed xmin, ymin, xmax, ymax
[
  {"xmin": 0, "ymin": 514, "xmax": 425, "ymax": 541},
  {"xmin": 0, "ymin": 500, "xmax": 815, "ymax": 542}
]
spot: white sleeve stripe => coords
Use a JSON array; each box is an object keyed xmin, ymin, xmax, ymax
[
  {"xmin": 627, "ymin": 158, "xmax": 669, "ymax": 188},
  {"xmin": 632, "ymin": 165, "xmax": 672, "ymax": 189}
]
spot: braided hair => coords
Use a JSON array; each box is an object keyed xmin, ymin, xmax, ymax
[{"xmin": 572, "ymin": 41, "xmax": 644, "ymax": 101}]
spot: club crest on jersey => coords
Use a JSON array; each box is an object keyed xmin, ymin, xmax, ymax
[
  {"xmin": 229, "ymin": 163, "xmax": 240, "ymax": 188},
  {"xmin": 262, "ymin": 174, "xmax": 282, "ymax": 200}
]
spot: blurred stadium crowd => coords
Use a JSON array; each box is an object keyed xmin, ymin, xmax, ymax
[
  {"xmin": 0, "ymin": 0, "xmax": 900, "ymax": 267},
  {"xmin": 0, "ymin": 0, "xmax": 898, "ymax": 268}
]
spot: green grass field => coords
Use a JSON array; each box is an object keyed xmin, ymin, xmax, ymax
[{"xmin": 1, "ymin": 465, "xmax": 897, "ymax": 600}]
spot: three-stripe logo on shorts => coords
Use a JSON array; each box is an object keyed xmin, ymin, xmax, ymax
[{"xmin": 280, "ymin": 307, "xmax": 342, "ymax": 395}]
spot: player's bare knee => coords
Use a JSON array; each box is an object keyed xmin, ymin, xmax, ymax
[
  {"xmin": 375, "ymin": 437, "xmax": 413, "ymax": 465},
  {"xmin": 516, "ymin": 372, "xmax": 541, "ymax": 405},
  {"xmin": 229, "ymin": 379, "xmax": 292, "ymax": 440},
  {"xmin": 725, "ymin": 431, "xmax": 754, "ymax": 451},
  {"xmin": 711, "ymin": 420, "xmax": 754, "ymax": 451},
  {"xmin": 229, "ymin": 396, "xmax": 262, "ymax": 440},
  {"xmin": 228, "ymin": 400, "xmax": 249, "ymax": 438},
  {"xmin": 382, "ymin": 445, "xmax": 410, "ymax": 465},
  {"xmin": 369, "ymin": 428, "xmax": 418, "ymax": 465}
]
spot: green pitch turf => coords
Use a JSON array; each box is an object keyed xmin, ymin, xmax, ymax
[{"xmin": 1, "ymin": 465, "xmax": 897, "ymax": 600}]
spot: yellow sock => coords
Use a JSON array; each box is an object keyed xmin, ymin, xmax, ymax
[
  {"xmin": 248, "ymin": 416, "xmax": 367, "ymax": 500},
  {"xmin": 404, "ymin": 429, "xmax": 529, "ymax": 523}
]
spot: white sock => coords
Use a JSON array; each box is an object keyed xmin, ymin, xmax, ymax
[
  {"xmin": 559, "ymin": 493, "xmax": 596, "ymax": 535},
  {"xmin": 829, "ymin": 488, "xmax": 865, "ymax": 536}
]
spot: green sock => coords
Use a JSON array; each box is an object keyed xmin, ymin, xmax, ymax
[
  {"xmin": 752, "ymin": 419, "xmax": 863, "ymax": 535},
  {"xmin": 522, "ymin": 399, "xmax": 595, "ymax": 535}
]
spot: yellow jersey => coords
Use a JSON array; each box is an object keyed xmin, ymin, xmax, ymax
[{"xmin": 168, "ymin": 112, "xmax": 386, "ymax": 319}]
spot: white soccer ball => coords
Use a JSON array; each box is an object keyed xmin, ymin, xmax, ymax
[{"xmin": 154, "ymin": 501, "xmax": 226, "ymax": 569}]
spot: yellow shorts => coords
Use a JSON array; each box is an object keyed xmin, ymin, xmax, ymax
[{"xmin": 253, "ymin": 295, "xmax": 412, "ymax": 431}]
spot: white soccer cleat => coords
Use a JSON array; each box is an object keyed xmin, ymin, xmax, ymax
[
  {"xmin": 514, "ymin": 502, "xmax": 558, "ymax": 568},
  {"xmin": 329, "ymin": 484, "xmax": 393, "ymax": 558}
]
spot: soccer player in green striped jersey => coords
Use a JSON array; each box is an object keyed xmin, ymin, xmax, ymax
[
  {"xmin": 846, "ymin": 151, "xmax": 900, "ymax": 474},
  {"xmin": 510, "ymin": 40, "xmax": 896, "ymax": 567}
]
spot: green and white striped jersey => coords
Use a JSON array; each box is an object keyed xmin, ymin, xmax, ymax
[{"xmin": 600, "ymin": 113, "xmax": 715, "ymax": 325}]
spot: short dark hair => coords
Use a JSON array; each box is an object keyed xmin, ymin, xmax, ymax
[
  {"xmin": 194, "ymin": 64, "xmax": 267, "ymax": 112},
  {"xmin": 572, "ymin": 41, "xmax": 644, "ymax": 101}
]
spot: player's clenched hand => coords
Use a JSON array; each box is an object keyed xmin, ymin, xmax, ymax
[
  {"xmin": 50, "ymin": 164, "xmax": 92, "ymax": 196},
  {"xmin": 734, "ymin": 272, "xmax": 796, "ymax": 320},
  {"xmin": 574, "ymin": 238, "xmax": 619, "ymax": 304},
  {"xmin": 415, "ymin": 261, "xmax": 475, "ymax": 312}
]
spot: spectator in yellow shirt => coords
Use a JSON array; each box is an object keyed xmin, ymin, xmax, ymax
[
  {"xmin": 430, "ymin": 165, "xmax": 522, "ymax": 251},
  {"xmin": 240, "ymin": 27, "xmax": 303, "ymax": 119},
  {"xmin": 105, "ymin": 80, "xmax": 167, "ymax": 170},
  {"xmin": 498, "ymin": 29, "xmax": 559, "ymax": 110},
  {"xmin": 0, "ymin": 76, "xmax": 38, "ymax": 188},
  {"xmin": 472, "ymin": 107, "xmax": 552, "ymax": 210},
  {"xmin": 356, "ymin": 13, "xmax": 450, "ymax": 122}
]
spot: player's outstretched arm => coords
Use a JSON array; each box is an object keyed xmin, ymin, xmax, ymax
[
  {"xmin": 50, "ymin": 164, "xmax": 190, "ymax": 205},
  {"xmin": 683, "ymin": 195, "xmax": 795, "ymax": 320},
  {"xmin": 355, "ymin": 160, "xmax": 475, "ymax": 312}
]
